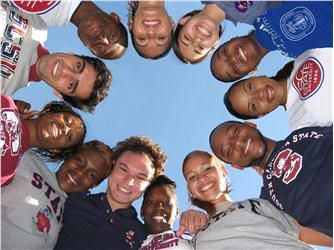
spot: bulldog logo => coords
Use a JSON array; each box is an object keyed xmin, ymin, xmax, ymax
[{"xmin": 292, "ymin": 57, "xmax": 324, "ymax": 100}]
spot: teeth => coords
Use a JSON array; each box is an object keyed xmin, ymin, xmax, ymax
[
  {"xmin": 238, "ymin": 47, "xmax": 247, "ymax": 63},
  {"xmin": 143, "ymin": 20, "xmax": 159, "ymax": 26},
  {"xmin": 118, "ymin": 186, "xmax": 130, "ymax": 193},
  {"xmin": 244, "ymin": 138, "xmax": 251, "ymax": 155},
  {"xmin": 67, "ymin": 173, "xmax": 77, "ymax": 185},
  {"xmin": 152, "ymin": 215, "xmax": 166, "ymax": 222},
  {"xmin": 267, "ymin": 87, "xmax": 274, "ymax": 102},
  {"xmin": 197, "ymin": 26, "xmax": 210, "ymax": 36},
  {"xmin": 53, "ymin": 61, "xmax": 59, "ymax": 78},
  {"xmin": 52, "ymin": 123, "xmax": 58, "ymax": 138},
  {"xmin": 201, "ymin": 183, "xmax": 214, "ymax": 192}
]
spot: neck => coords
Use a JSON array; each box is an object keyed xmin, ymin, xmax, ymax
[
  {"xmin": 24, "ymin": 119, "xmax": 39, "ymax": 148},
  {"xmin": 70, "ymin": 1, "xmax": 102, "ymax": 26},
  {"xmin": 138, "ymin": 0, "xmax": 165, "ymax": 8},
  {"xmin": 106, "ymin": 188, "xmax": 129, "ymax": 211},
  {"xmin": 253, "ymin": 137, "xmax": 276, "ymax": 169},
  {"xmin": 249, "ymin": 31, "xmax": 268, "ymax": 58},
  {"xmin": 202, "ymin": 4, "xmax": 226, "ymax": 23},
  {"xmin": 279, "ymin": 78, "xmax": 288, "ymax": 106}
]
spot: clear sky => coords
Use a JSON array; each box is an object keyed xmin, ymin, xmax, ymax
[{"xmin": 12, "ymin": 1, "xmax": 328, "ymax": 249}]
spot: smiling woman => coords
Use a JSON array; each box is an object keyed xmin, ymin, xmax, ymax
[{"xmin": 1, "ymin": 95, "xmax": 86, "ymax": 187}]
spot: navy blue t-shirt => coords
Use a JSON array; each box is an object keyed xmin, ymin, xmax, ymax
[
  {"xmin": 55, "ymin": 192, "xmax": 148, "ymax": 250},
  {"xmin": 254, "ymin": 1, "xmax": 333, "ymax": 58},
  {"xmin": 260, "ymin": 126, "xmax": 333, "ymax": 237}
]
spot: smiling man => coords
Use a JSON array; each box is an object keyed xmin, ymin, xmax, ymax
[
  {"xmin": 211, "ymin": 1, "xmax": 333, "ymax": 82},
  {"xmin": 1, "ymin": 3, "xmax": 111, "ymax": 112},
  {"xmin": 209, "ymin": 121, "xmax": 333, "ymax": 239},
  {"xmin": 7, "ymin": 1, "xmax": 128, "ymax": 59}
]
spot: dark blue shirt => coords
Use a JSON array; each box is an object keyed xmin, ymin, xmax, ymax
[
  {"xmin": 254, "ymin": 1, "xmax": 333, "ymax": 58},
  {"xmin": 260, "ymin": 126, "xmax": 333, "ymax": 237},
  {"xmin": 55, "ymin": 192, "xmax": 148, "ymax": 250}
]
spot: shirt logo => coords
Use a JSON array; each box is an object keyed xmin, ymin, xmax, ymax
[
  {"xmin": 32, "ymin": 206, "xmax": 53, "ymax": 238},
  {"xmin": 234, "ymin": 1, "xmax": 254, "ymax": 13},
  {"xmin": 292, "ymin": 57, "xmax": 324, "ymax": 100},
  {"xmin": 280, "ymin": 7, "xmax": 316, "ymax": 41},
  {"xmin": 10, "ymin": 0, "xmax": 60, "ymax": 14},
  {"xmin": 1, "ymin": 109, "xmax": 20, "ymax": 156}
]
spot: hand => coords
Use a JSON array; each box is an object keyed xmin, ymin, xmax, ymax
[
  {"xmin": 14, "ymin": 99, "xmax": 39, "ymax": 119},
  {"xmin": 176, "ymin": 209, "xmax": 207, "ymax": 237}
]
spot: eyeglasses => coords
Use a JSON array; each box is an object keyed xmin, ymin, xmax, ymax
[{"xmin": 144, "ymin": 199, "xmax": 173, "ymax": 208}]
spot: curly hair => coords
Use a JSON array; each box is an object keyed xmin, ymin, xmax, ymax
[
  {"xmin": 127, "ymin": 1, "xmax": 173, "ymax": 59},
  {"xmin": 111, "ymin": 136, "xmax": 167, "ymax": 177},
  {"xmin": 62, "ymin": 55, "xmax": 112, "ymax": 113},
  {"xmin": 32, "ymin": 101, "xmax": 86, "ymax": 162},
  {"xmin": 182, "ymin": 150, "xmax": 230, "ymax": 217},
  {"xmin": 173, "ymin": 10, "xmax": 223, "ymax": 64}
]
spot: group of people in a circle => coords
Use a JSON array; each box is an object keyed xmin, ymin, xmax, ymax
[{"xmin": 1, "ymin": 1, "xmax": 332, "ymax": 249}]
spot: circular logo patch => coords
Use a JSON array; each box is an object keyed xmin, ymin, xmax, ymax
[
  {"xmin": 10, "ymin": 0, "xmax": 60, "ymax": 14},
  {"xmin": 292, "ymin": 57, "xmax": 324, "ymax": 100}
]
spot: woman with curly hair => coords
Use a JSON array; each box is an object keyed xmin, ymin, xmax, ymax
[
  {"xmin": 1, "ymin": 95, "xmax": 86, "ymax": 186},
  {"xmin": 128, "ymin": 1, "xmax": 174, "ymax": 59}
]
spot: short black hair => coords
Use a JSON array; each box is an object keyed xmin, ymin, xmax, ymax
[
  {"xmin": 173, "ymin": 10, "xmax": 223, "ymax": 64},
  {"xmin": 143, "ymin": 175, "xmax": 176, "ymax": 201},
  {"xmin": 62, "ymin": 55, "xmax": 112, "ymax": 113}
]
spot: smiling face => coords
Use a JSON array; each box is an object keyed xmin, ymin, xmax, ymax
[
  {"xmin": 178, "ymin": 13, "xmax": 220, "ymax": 63},
  {"xmin": 131, "ymin": 7, "xmax": 173, "ymax": 58},
  {"xmin": 78, "ymin": 12, "xmax": 126, "ymax": 59},
  {"xmin": 183, "ymin": 153, "xmax": 227, "ymax": 205},
  {"xmin": 106, "ymin": 151, "xmax": 155, "ymax": 210},
  {"xmin": 228, "ymin": 77, "xmax": 285, "ymax": 118},
  {"xmin": 57, "ymin": 142, "xmax": 112, "ymax": 193},
  {"xmin": 36, "ymin": 53, "xmax": 96, "ymax": 100},
  {"xmin": 142, "ymin": 185, "xmax": 177, "ymax": 234},
  {"xmin": 210, "ymin": 122, "xmax": 267, "ymax": 167},
  {"xmin": 35, "ymin": 112, "xmax": 85, "ymax": 150},
  {"xmin": 211, "ymin": 36, "xmax": 262, "ymax": 82}
]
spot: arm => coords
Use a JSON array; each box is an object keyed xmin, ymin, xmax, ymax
[
  {"xmin": 176, "ymin": 209, "xmax": 208, "ymax": 236},
  {"xmin": 294, "ymin": 220, "xmax": 333, "ymax": 247}
]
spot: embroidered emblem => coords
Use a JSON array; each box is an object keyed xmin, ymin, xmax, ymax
[
  {"xmin": 32, "ymin": 206, "xmax": 53, "ymax": 240},
  {"xmin": 234, "ymin": 1, "xmax": 253, "ymax": 13},
  {"xmin": 10, "ymin": 0, "xmax": 60, "ymax": 14},
  {"xmin": 292, "ymin": 57, "xmax": 324, "ymax": 100},
  {"xmin": 124, "ymin": 230, "xmax": 136, "ymax": 248},
  {"xmin": 1, "ymin": 109, "xmax": 20, "ymax": 156},
  {"xmin": 280, "ymin": 7, "xmax": 316, "ymax": 41}
]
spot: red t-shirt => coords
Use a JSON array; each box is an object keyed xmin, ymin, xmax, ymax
[{"xmin": 1, "ymin": 95, "xmax": 30, "ymax": 186}]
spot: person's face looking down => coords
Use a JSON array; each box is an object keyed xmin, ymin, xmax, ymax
[
  {"xmin": 228, "ymin": 77, "xmax": 285, "ymax": 118},
  {"xmin": 57, "ymin": 142, "xmax": 112, "ymax": 193},
  {"xmin": 130, "ymin": 7, "xmax": 174, "ymax": 58},
  {"xmin": 37, "ymin": 53, "xmax": 96, "ymax": 100},
  {"xmin": 183, "ymin": 153, "xmax": 227, "ymax": 204},
  {"xmin": 211, "ymin": 36, "xmax": 261, "ymax": 82},
  {"xmin": 78, "ymin": 12, "xmax": 126, "ymax": 59},
  {"xmin": 178, "ymin": 13, "xmax": 220, "ymax": 63},
  {"xmin": 142, "ymin": 185, "xmax": 178, "ymax": 234},
  {"xmin": 106, "ymin": 151, "xmax": 155, "ymax": 209},
  {"xmin": 35, "ymin": 112, "xmax": 85, "ymax": 150},
  {"xmin": 210, "ymin": 122, "xmax": 267, "ymax": 167}
]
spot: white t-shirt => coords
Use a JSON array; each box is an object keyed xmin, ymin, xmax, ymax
[
  {"xmin": 286, "ymin": 48, "xmax": 332, "ymax": 131},
  {"xmin": 1, "ymin": 3, "xmax": 47, "ymax": 95},
  {"xmin": 1, "ymin": 151, "xmax": 67, "ymax": 250},
  {"xmin": 140, "ymin": 230, "xmax": 194, "ymax": 250}
]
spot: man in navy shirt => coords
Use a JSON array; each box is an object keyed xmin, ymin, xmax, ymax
[
  {"xmin": 209, "ymin": 121, "xmax": 332, "ymax": 246},
  {"xmin": 211, "ymin": 1, "xmax": 333, "ymax": 82}
]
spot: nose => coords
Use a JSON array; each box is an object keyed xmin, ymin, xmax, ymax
[
  {"xmin": 124, "ymin": 175, "xmax": 135, "ymax": 186},
  {"xmin": 155, "ymin": 201, "xmax": 164, "ymax": 209},
  {"xmin": 233, "ymin": 135, "xmax": 244, "ymax": 152}
]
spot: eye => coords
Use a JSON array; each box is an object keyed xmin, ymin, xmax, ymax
[
  {"xmin": 247, "ymin": 82, "xmax": 252, "ymax": 91},
  {"xmin": 187, "ymin": 174, "xmax": 197, "ymax": 182},
  {"xmin": 76, "ymin": 61, "xmax": 82, "ymax": 71},
  {"xmin": 88, "ymin": 171, "xmax": 98, "ymax": 180},
  {"xmin": 145, "ymin": 200, "xmax": 154, "ymax": 206},
  {"xmin": 119, "ymin": 166, "xmax": 127, "ymax": 173},
  {"xmin": 95, "ymin": 45, "xmax": 104, "ymax": 54},
  {"xmin": 250, "ymin": 102, "xmax": 257, "ymax": 112},
  {"xmin": 75, "ymin": 155, "xmax": 84, "ymax": 166},
  {"xmin": 162, "ymin": 200, "xmax": 173, "ymax": 207},
  {"xmin": 68, "ymin": 81, "xmax": 74, "ymax": 90},
  {"xmin": 203, "ymin": 166, "xmax": 212, "ymax": 173}
]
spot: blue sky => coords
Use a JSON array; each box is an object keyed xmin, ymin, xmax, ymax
[{"xmin": 12, "ymin": 2, "xmax": 327, "ymax": 249}]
